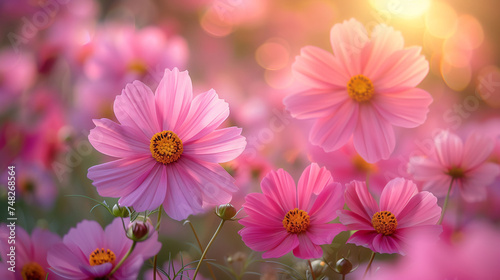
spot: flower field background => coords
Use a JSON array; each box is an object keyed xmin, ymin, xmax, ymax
[{"xmin": 1, "ymin": 0, "xmax": 500, "ymax": 279}]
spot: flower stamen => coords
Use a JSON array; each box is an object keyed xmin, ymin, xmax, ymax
[
  {"xmin": 283, "ymin": 208, "xmax": 310, "ymax": 234},
  {"xmin": 447, "ymin": 167, "xmax": 465, "ymax": 179},
  {"xmin": 347, "ymin": 74, "xmax": 374, "ymax": 102},
  {"xmin": 150, "ymin": 131, "xmax": 183, "ymax": 164},
  {"xmin": 22, "ymin": 262, "xmax": 46, "ymax": 280},
  {"xmin": 89, "ymin": 248, "xmax": 116, "ymax": 266},
  {"xmin": 371, "ymin": 211, "xmax": 397, "ymax": 235}
]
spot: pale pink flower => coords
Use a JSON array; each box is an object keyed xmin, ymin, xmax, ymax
[
  {"xmin": 338, "ymin": 178, "xmax": 442, "ymax": 255},
  {"xmin": 48, "ymin": 218, "xmax": 160, "ymax": 280},
  {"xmin": 0, "ymin": 224, "xmax": 63, "ymax": 280},
  {"xmin": 239, "ymin": 163, "xmax": 345, "ymax": 259},
  {"xmin": 284, "ymin": 18, "xmax": 432, "ymax": 163},
  {"xmin": 408, "ymin": 130, "xmax": 500, "ymax": 202},
  {"xmin": 87, "ymin": 68, "xmax": 246, "ymax": 220}
]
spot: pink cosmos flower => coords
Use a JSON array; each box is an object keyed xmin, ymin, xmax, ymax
[
  {"xmin": 48, "ymin": 218, "xmax": 160, "ymax": 280},
  {"xmin": 338, "ymin": 178, "xmax": 442, "ymax": 255},
  {"xmin": 87, "ymin": 68, "xmax": 246, "ymax": 220},
  {"xmin": 284, "ymin": 18, "xmax": 432, "ymax": 163},
  {"xmin": 238, "ymin": 163, "xmax": 345, "ymax": 259},
  {"xmin": 0, "ymin": 224, "xmax": 63, "ymax": 280},
  {"xmin": 407, "ymin": 130, "xmax": 500, "ymax": 202}
]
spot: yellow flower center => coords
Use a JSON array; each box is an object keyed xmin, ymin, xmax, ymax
[
  {"xmin": 89, "ymin": 248, "xmax": 116, "ymax": 266},
  {"xmin": 371, "ymin": 211, "xmax": 398, "ymax": 236},
  {"xmin": 150, "ymin": 131, "xmax": 183, "ymax": 164},
  {"xmin": 347, "ymin": 74, "xmax": 374, "ymax": 102},
  {"xmin": 128, "ymin": 60, "xmax": 148, "ymax": 75},
  {"xmin": 282, "ymin": 208, "xmax": 310, "ymax": 234},
  {"xmin": 352, "ymin": 154, "xmax": 377, "ymax": 173},
  {"xmin": 447, "ymin": 166, "xmax": 465, "ymax": 179},
  {"xmin": 21, "ymin": 262, "xmax": 46, "ymax": 280}
]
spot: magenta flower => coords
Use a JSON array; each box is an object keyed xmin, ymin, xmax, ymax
[
  {"xmin": 284, "ymin": 18, "xmax": 432, "ymax": 163},
  {"xmin": 0, "ymin": 225, "xmax": 63, "ymax": 280},
  {"xmin": 48, "ymin": 218, "xmax": 161, "ymax": 280},
  {"xmin": 87, "ymin": 68, "xmax": 246, "ymax": 220},
  {"xmin": 408, "ymin": 130, "xmax": 500, "ymax": 202},
  {"xmin": 238, "ymin": 163, "xmax": 345, "ymax": 259},
  {"xmin": 338, "ymin": 178, "xmax": 442, "ymax": 255}
]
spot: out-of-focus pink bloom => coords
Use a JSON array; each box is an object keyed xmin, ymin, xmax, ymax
[
  {"xmin": 239, "ymin": 163, "xmax": 345, "ymax": 259},
  {"xmin": 88, "ymin": 68, "xmax": 246, "ymax": 220},
  {"xmin": 48, "ymin": 218, "xmax": 160, "ymax": 280},
  {"xmin": 0, "ymin": 49, "xmax": 36, "ymax": 110},
  {"xmin": 308, "ymin": 141, "xmax": 405, "ymax": 196},
  {"xmin": 0, "ymin": 224, "xmax": 63, "ymax": 280},
  {"xmin": 366, "ymin": 221, "xmax": 500, "ymax": 280},
  {"xmin": 408, "ymin": 130, "xmax": 500, "ymax": 202},
  {"xmin": 284, "ymin": 18, "xmax": 432, "ymax": 163},
  {"xmin": 339, "ymin": 178, "xmax": 442, "ymax": 255}
]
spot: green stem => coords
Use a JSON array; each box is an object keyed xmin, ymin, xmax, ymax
[
  {"xmin": 192, "ymin": 219, "xmax": 226, "ymax": 280},
  {"xmin": 153, "ymin": 205, "xmax": 163, "ymax": 280},
  {"xmin": 109, "ymin": 241, "xmax": 137, "ymax": 276},
  {"xmin": 186, "ymin": 221, "xmax": 217, "ymax": 280},
  {"xmin": 362, "ymin": 251, "xmax": 376, "ymax": 279},
  {"xmin": 308, "ymin": 259, "xmax": 317, "ymax": 280},
  {"xmin": 438, "ymin": 179, "xmax": 454, "ymax": 225}
]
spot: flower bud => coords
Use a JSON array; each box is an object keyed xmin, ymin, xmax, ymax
[
  {"xmin": 126, "ymin": 216, "xmax": 153, "ymax": 242},
  {"xmin": 310, "ymin": 260, "xmax": 327, "ymax": 276},
  {"xmin": 112, "ymin": 204, "xmax": 129, "ymax": 217},
  {"xmin": 216, "ymin": 204, "xmax": 238, "ymax": 220},
  {"xmin": 335, "ymin": 258, "xmax": 353, "ymax": 276}
]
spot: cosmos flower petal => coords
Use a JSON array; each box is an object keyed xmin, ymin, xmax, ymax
[
  {"xmin": 329, "ymin": 18, "xmax": 369, "ymax": 76},
  {"xmin": 308, "ymin": 183, "xmax": 344, "ymax": 223},
  {"xmin": 344, "ymin": 180, "xmax": 378, "ymax": 219},
  {"xmin": 353, "ymin": 104, "xmax": 395, "ymax": 163},
  {"xmin": 88, "ymin": 157, "xmax": 155, "ymax": 199},
  {"xmin": 242, "ymin": 193, "xmax": 286, "ymax": 224},
  {"xmin": 118, "ymin": 163, "xmax": 167, "ymax": 212},
  {"xmin": 372, "ymin": 234, "xmax": 402, "ymax": 255},
  {"xmin": 379, "ymin": 178, "xmax": 418, "ymax": 218},
  {"xmin": 372, "ymin": 88, "xmax": 433, "ymax": 128},
  {"xmin": 338, "ymin": 209, "xmax": 374, "ymax": 230},
  {"xmin": 48, "ymin": 243, "xmax": 89, "ymax": 279},
  {"xmin": 155, "ymin": 68, "xmax": 193, "ymax": 131},
  {"xmin": 408, "ymin": 156, "xmax": 450, "ymax": 196},
  {"xmin": 284, "ymin": 87, "xmax": 350, "ymax": 120},
  {"xmin": 183, "ymin": 127, "xmax": 246, "ymax": 163},
  {"xmin": 373, "ymin": 46, "xmax": 429, "ymax": 92},
  {"xmin": 293, "ymin": 234, "xmax": 323, "ymax": 259},
  {"xmin": 178, "ymin": 89, "xmax": 229, "ymax": 142},
  {"xmin": 310, "ymin": 100, "xmax": 359, "ymax": 152},
  {"xmin": 306, "ymin": 223, "xmax": 346, "ymax": 245},
  {"xmin": 462, "ymin": 133, "xmax": 495, "ymax": 169},
  {"xmin": 80, "ymin": 263, "xmax": 113, "ymax": 279},
  {"xmin": 260, "ymin": 169, "xmax": 297, "ymax": 213},
  {"xmin": 89, "ymin": 118, "xmax": 150, "ymax": 158},
  {"xmin": 460, "ymin": 163, "xmax": 500, "ymax": 202},
  {"xmin": 114, "ymin": 80, "xmax": 160, "ymax": 138},
  {"xmin": 292, "ymin": 45, "xmax": 350, "ymax": 88},
  {"xmin": 297, "ymin": 163, "xmax": 333, "ymax": 211},
  {"xmin": 434, "ymin": 130, "xmax": 464, "ymax": 167},
  {"xmin": 346, "ymin": 230, "xmax": 379, "ymax": 252},
  {"xmin": 62, "ymin": 220, "xmax": 104, "ymax": 259},
  {"xmin": 397, "ymin": 191, "xmax": 441, "ymax": 228},
  {"xmin": 361, "ymin": 24, "xmax": 404, "ymax": 78},
  {"xmin": 262, "ymin": 234, "xmax": 300, "ymax": 259}
]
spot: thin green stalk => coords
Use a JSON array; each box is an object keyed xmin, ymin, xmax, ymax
[
  {"xmin": 308, "ymin": 259, "xmax": 317, "ymax": 280},
  {"xmin": 362, "ymin": 251, "xmax": 376, "ymax": 279},
  {"xmin": 192, "ymin": 219, "xmax": 226, "ymax": 280},
  {"xmin": 153, "ymin": 205, "xmax": 163, "ymax": 280},
  {"xmin": 186, "ymin": 221, "xmax": 217, "ymax": 280},
  {"xmin": 109, "ymin": 241, "xmax": 137, "ymax": 276},
  {"xmin": 438, "ymin": 179, "xmax": 454, "ymax": 225}
]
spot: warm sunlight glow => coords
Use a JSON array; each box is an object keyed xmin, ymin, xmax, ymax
[{"xmin": 370, "ymin": 0, "xmax": 431, "ymax": 18}]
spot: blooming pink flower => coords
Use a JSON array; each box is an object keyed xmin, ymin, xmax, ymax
[
  {"xmin": 48, "ymin": 218, "xmax": 161, "ymax": 280},
  {"xmin": 238, "ymin": 163, "xmax": 345, "ymax": 259},
  {"xmin": 338, "ymin": 178, "xmax": 442, "ymax": 255},
  {"xmin": 408, "ymin": 130, "xmax": 500, "ymax": 202},
  {"xmin": 284, "ymin": 18, "xmax": 432, "ymax": 163},
  {"xmin": 0, "ymin": 224, "xmax": 63, "ymax": 280},
  {"xmin": 87, "ymin": 68, "xmax": 246, "ymax": 220}
]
